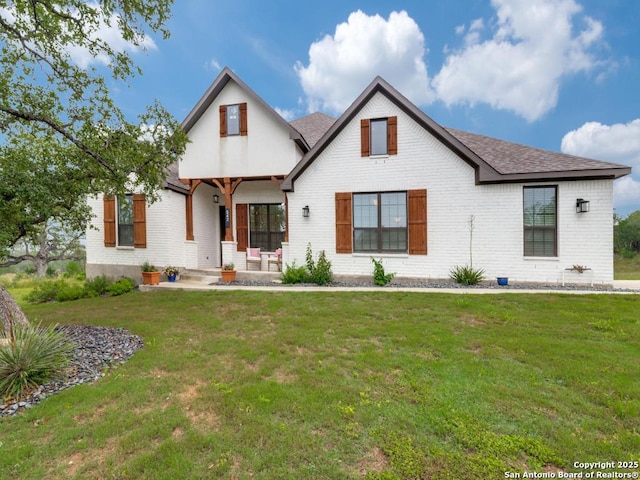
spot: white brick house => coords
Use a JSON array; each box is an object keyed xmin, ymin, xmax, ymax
[{"xmin": 86, "ymin": 67, "xmax": 631, "ymax": 285}]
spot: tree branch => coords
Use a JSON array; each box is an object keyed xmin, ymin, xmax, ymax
[{"xmin": 0, "ymin": 105, "xmax": 117, "ymax": 175}]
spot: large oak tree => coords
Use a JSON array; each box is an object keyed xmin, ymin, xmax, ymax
[{"xmin": 0, "ymin": 1, "xmax": 188, "ymax": 333}]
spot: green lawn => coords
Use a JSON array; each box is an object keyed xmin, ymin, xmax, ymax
[
  {"xmin": 1, "ymin": 290, "xmax": 639, "ymax": 479},
  {"xmin": 615, "ymin": 254, "xmax": 640, "ymax": 280}
]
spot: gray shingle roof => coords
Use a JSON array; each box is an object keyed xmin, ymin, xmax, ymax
[
  {"xmin": 290, "ymin": 112, "xmax": 337, "ymax": 148},
  {"xmin": 164, "ymin": 161, "xmax": 189, "ymax": 193},
  {"xmin": 445, "ymin": 127, "xmax": 630, "ymax": 175}
]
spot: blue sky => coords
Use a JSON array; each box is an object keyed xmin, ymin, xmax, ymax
[{"xmin": 95, "ymin": 0, "xmax": 639, "ymax": 216}]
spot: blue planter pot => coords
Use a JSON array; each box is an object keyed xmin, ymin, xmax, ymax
[
  {"xmin": 168, "ymin": 274, "xmax": 177, "ymax": 282},
  {"xmin": 497, "ymin": 277, "xmax": 508, "ymax": 286}
]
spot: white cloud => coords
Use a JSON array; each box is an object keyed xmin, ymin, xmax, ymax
[
  {"xmin": 561, "ymin": 120, "xmax": 640, "ymax": 209},
  {"xmin": 204, "ymin": 59, "xmax": 221, "ymax": 72},
  {"xmin": 274, "ymin": 107, "xmax": 295, "ymax": 121},
  {"xmin": 295, "ymin": 10, "xmax": 433, "ymax": 114},
  {"xmin": 613, "ymin": 176, "xmax": 640, "ymax": 210},
  {"xmin": 432, "ymin": 0, "xmax": 604, "ymax": 121}
]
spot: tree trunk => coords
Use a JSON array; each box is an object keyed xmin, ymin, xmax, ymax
[
  {"xmin": 34, "ymin": 254, "xmax": 48, "ymax": 277},
  {"xmin": 0, "ymin": 285, "xmax": 30, "ymax": 335}
]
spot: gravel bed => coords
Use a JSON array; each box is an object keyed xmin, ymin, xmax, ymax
[
  {"xmin": 1, "ymin": 325, "xmax": 143, "ymax": 417},
  {"xmin": 214, "ymin": 279, "xmax": 627, "ymax": 292}
]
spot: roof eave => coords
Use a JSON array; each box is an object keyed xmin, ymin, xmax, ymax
[{"xmin": 477, "ymin": 166, "xmax": 632, "ymax": 184}]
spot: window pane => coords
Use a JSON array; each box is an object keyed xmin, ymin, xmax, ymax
[
  {"xmin": 354, "ymin": 229, "xmax": 377, "ymax": 251},
  {"xmin": 382, "ymin": 229, "xmax": 407, "ymax": 251},
  {"xmin": 381, "ymin": 192, "xmax": 406, "ymax": 228},
  {"xmin": 250, "ymin": 203, "xmax": 285, "ymax": 250},
  {"xmin": 117, "ymin": 195, "xmax": 134, "ymax": 246},
  {"xmin": 370, "ymin": 119, "xmax": 387, "ymax": 155},
  {"xmin": 227, "ymin": 104, "xmax": 240, "ymax": 135},
  {"xmin": 354, "ymin": 194, "xmax": 378, "ymax": 228},
  {"xmin": 523, "ymin": 187, "xmax": 556, "ymax": 256}
]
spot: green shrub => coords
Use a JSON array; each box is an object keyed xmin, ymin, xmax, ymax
[
  {"xmin": 450, "ymin": 264, "xmax": 485, "ymax": 285},
  {"xmin": 45, "ymin": 265, "xmax": 57, "ymax": 277},
  {"xmin": 55, "ymin": 284, "xmax": 85, "ymax": 302},
  {"xmin": 24, "ymin": 266, "xmax": 36, "ymax": 275},
  {"xmin": 84, "ymin": 275, "xmax": 113, "ymax": 297},
  {"xmin": 310, "ymin": 249, "xmax": 333, "ymax": 285},
  {"xmin": 303, "ymin": 243, "xmax": 334, "ymax": 285},
  {"xmin": 106, "ymin": 277, "xmax": 135, "ymax": 296},
  {"xmin": 372, "ymin": 257, "xmax": 395, "ymax": 286},
  {"xmin": 619, "ymin": 247, "xmax": 637, "ymax": 260},
  {"xmin": 281, "ymin": 262, "xmax": 311, "ymax": 284},
  {"xmin": 25, "ymin": 279, "xmax": 66, "ymax": 304},
  {"xmin": 0, "ymin": 323, "xmax": 74, "ymax": 401},
  {"xmin": 64, "ymin": 261, "xmax": 83, "ymax": 278}
]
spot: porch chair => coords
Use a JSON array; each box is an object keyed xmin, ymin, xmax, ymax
[
  {"xmin": 246, "ymin": 247, "xmax": 261, "ymax": 270},
  {"xmin": 267, "ymin": 248, "xmax": 283, "ymax": 272}
]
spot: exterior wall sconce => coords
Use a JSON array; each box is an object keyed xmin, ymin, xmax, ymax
[
  {"xmin": 576, "ymin": 198, "xmax": 590, "ymax": 213},
  {"xmin": 302, "ymin": 205, "xmax": 310, "ymax": 218},
  {"xmin": 213, "ymin": 194, "xmax": 220, "ymax": 204}
]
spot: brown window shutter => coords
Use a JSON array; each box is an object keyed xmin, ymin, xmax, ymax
[
  {"xmin": 360, "ymin": 119, "xmax": 370, "ymax": 157},
  {"xmin": 236, "ymin": 203, "xmax": 248, "ymax": 252},
  {"xmin": 219, "ymin": 105, "xmax": 227, "ymax": 137},
  {"xmin": 103, "ymin": 195, "xmax": 116, "ymax": 247},
  {"xmin": 335, "ymin": 192, "xmax": 353, "ymax": 253},
  {"xmin": 133, "ymin": 194, "xmax": 147, "ymax": 248},
  {"xmin": 408, "ymin": 189, "xmax": 427, "ymax": 255},
  {"xmin": 185, "ymin": 194, "xmax": 194, "ymax": 241},
  {"xmin": 388, "ymin": 116, "xmax": 398, "ymax": 155},
  {"xmin": 239, "ymin": 102, "xmax": 248, "ymax": 136}
]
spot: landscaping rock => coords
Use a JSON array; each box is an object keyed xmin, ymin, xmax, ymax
[{"xmin": 0, "ymin": 325, "xmax": 143, "ymax": 417}]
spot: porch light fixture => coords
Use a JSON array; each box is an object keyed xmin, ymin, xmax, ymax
[
  {"xmin": 213, "ymin": 194, "xmax": 219, "ymax": 204},
  {"xmin": 302, "ymin": 205, "xmax": 310, "ymax": 218},
  {"xmin": 576, "ymin": 198, "xmax": 590, "ymax": 213}
]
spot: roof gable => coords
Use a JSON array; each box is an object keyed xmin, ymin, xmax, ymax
[
  {"xmin": 181, "ymin": 67, "xmax": 309, "ymax": 151},
  {"xmin": 281, "ymin": 76, "xmax": 631, "ymax": 191}
]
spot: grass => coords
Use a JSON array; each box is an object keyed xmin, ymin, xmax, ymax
[
  {"xmin": 0, "ymin": 289, "xmax": 638, "ymax": 479},
  {"xmin": 615, "ymin": 254, "xmax": 640, "ymax": 280}
]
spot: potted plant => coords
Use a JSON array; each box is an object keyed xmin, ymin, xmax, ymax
[
  {"xmin": 220, "ymin": 263, "xmax": 236, "ymax": 282},
  {"xmin": 164, "ymin": 266, "xmax": 180, "ymax": 282},
  {"xmin": 141, "ymin": 261, "xmax": 161, "ymax": 285}
]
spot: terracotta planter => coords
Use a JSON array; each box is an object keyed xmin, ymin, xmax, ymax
[
  {"xmin": 220, "ymin": 270, "xmax": 236, "ymax": 282},
  {"xmin": 142, "ymin": 271, "xmax": 161, "ymax": 285}
]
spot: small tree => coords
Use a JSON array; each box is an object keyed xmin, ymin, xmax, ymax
[{"xmin": 1, "ymin": 223, "xmax": 85, "ymax": 277}]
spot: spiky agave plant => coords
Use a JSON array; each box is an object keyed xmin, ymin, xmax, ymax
[{"xmin": 0, "ymin": 323, "xmax": 74, "ymax": 401}]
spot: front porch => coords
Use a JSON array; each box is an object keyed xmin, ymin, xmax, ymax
[{"xmin": 141, "ymin": 268, "xmax": 282, "ymax": 290}]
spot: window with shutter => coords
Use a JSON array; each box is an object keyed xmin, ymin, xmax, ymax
[
  {"xmin": 104, "ymin": 194, "xmax": 147, "ymax": 248},
  {"xmin": 335, "ymin": 189, "xmax": 426, "ymax": 255},
  {"xmin": 220, "ymin": 103, "xmax": 247, "ymax": 137},
  {"xmin": 361, "ymin": 116, "xmax": 398, "ymax": 156}
]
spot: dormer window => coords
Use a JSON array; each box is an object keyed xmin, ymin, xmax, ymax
[
  {"xmin": 219, "ymin": 103, "xmax": 248, "ymax": 137},
  {"xmin": 361, "ymin": 116, "xmax": 397, "ymax": 157}
]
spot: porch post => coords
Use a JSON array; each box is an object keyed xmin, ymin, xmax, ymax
[{"xmin": 224, "ymin": 177, "xmax": 233, "ymax": 241}]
